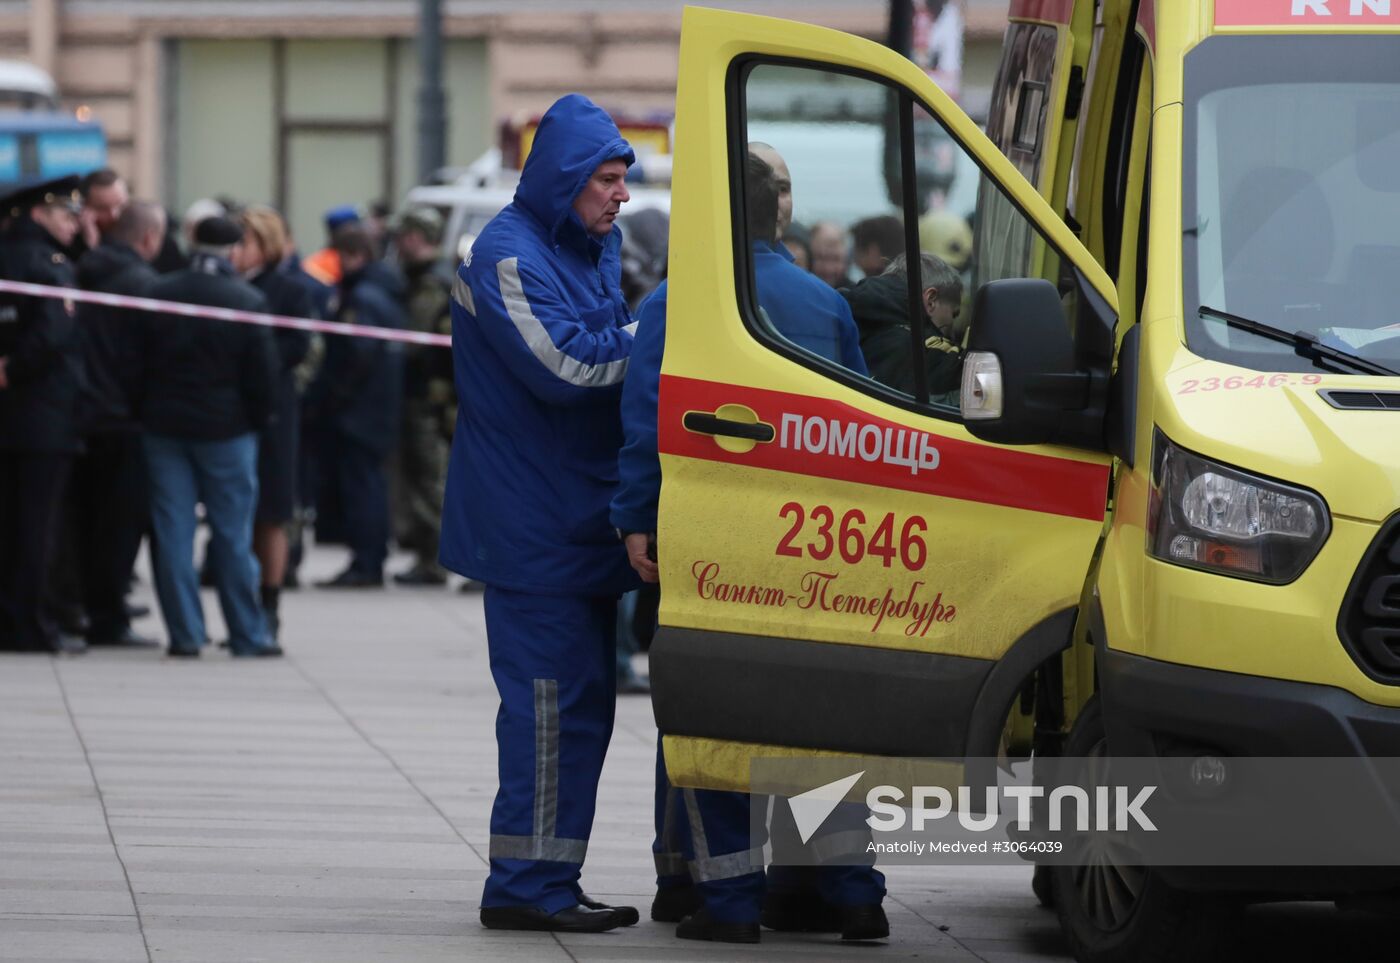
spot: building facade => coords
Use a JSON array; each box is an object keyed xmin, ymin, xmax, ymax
[{"xmin": 1, "ymin": 0, "xmax": 1008, "ymax": 245}]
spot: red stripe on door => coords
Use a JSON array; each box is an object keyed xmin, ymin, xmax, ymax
[
  {"xmin": 658, "ymin": 376, "xmax": 1110, "ymax": 523},
  {"xmin": 1009, "ymin": 0, "xmax": 1076, "ymax": 24}
]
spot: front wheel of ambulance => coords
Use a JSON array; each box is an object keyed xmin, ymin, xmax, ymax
[{"xmin": 1050, "ymin": 698, "xmax": 1230, "ymax": 963}]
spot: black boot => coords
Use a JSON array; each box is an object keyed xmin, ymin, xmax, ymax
[
  {"xmin": 261, "ymin": 585, "xmax": 281, "ymax": 642},
  {"xmin": 839, "ymin": 904, "xmax": 890, "ymax": 942},
  {"xmin": 651, "ymin": 885, "xmax": 702, "ymax": 922},
  {"xmin": 676, "ymin": 907, "xmax": 761, "ymax": 944},
  {"xmin": 761, "ymin": 888, "xmax": 840, "ymax": 933}
]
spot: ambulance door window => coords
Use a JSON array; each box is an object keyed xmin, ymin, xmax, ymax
[
  {"xmin": 978, "ymin": 23, "xmax": 1060, "ymax": 291},
  {"xmin": 735, "ymin": 60, "xmax": 1086, "ymax": 415},
  {"xmin": 910, "ymin": 97, "xmax": 1085, "ymax": 351},
  {"xmin": 739, "ymin": 62, "xmax": 913, "ymax": 392}
]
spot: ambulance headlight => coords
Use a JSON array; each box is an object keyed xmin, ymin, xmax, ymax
[
  {"xmin": 1147, "ymin": 430, "xmax": 1329, "ymax": 584},
  {"xmin": 961, "ymin": 351, "xmax": 1003, "ymax": 420}
]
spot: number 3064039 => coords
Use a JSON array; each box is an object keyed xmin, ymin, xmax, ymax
[{"xmin": 775, "ymin": 502, "xmax": 927, "ymax": 571}]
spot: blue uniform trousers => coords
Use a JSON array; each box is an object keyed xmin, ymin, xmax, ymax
[
  {"xmin": 653, "ymin": 739, "xmax": 886, "ymax": 923},
  {"xmin": 483, "ymin": 587, "xmax": 618, "ymax": 912},
  {"xmin": 653, "ymin": 743, "xmax": 690, "ymax": 890},
  {"xmin": 767, "ymin": 795, "xmax": 887, "ymax": 908}
]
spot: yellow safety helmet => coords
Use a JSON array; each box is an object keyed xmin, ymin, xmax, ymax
[{"xmin": 918, "ymin": 210, "xmax": 973, "ymax": 272}]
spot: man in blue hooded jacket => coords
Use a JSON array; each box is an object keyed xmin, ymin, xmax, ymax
[{"xmin": 440, "ymin": 94, "xmax": 642, "ymax": 933}]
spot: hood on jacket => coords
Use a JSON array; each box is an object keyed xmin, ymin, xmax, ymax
[
  {"xmin": 841, "ymin": 273, "xmax": 914, "ymax": 336},
  {"xmin": 515, "ymin": 94, "xmax": 635, "ymax": 246},
  {"xmin": 76, "ymin": 241, "xmax": 144, "ymax": 290}
]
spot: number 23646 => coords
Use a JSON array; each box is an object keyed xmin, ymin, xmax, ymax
[{"xmin": 775, "ymin": 502, "xmax": 927, "ymax": 571}]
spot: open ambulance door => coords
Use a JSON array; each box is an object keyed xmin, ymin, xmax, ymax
[{"xmin": 652, "ymin": 6, "xmax": 1119, "ymax": 793}]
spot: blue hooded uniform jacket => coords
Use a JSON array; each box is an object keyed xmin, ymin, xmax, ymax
[
  {"xmin": 441, "ymin": 94, "xmax": 642, "ymax": 596},
  {"xmin": 610, "ymin": 242, "xmax": 868, "ymax": 534}
]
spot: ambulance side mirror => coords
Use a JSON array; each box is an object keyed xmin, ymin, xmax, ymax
[{"xmin": 959, "ymin": 278, "xmax": 1109, "ymax": 451}]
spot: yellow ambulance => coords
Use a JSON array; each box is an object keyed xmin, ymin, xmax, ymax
[{"xmin": 649, "ymin": 1, "xmax": 1400, "ymax": 959}]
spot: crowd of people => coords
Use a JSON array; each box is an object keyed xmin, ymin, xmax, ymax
[
  {"xmin": 1, "ymin": 95, "xmax": 975, "ymax": 942},
  {"xmin": 0, "ymin": 167, "xmax": 458, "ymax": 657}
]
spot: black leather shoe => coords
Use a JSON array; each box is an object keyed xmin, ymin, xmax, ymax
[
  {"xmin": 839, "ymin": 904, "xmax": 890, "ymax": 942},
  {"xmin": 316, "ymin": 569, "xmax": 384, "ymax": 589},
  {"xmin": 88, "ymin": 628, "xmax": 160, "ymax": 647},
  {"xmin": 651, "ymin": 886, "xmax": 702, "ymax": 922},
  {"xmin": 57, "ymin": 605, "xmax": 89, "ymax": 637},
  {"xmin": 577, "ymin": 895, "xmax": 639, "ymax": 926},
  {"xmin": 761, "ymin": 890, "xmax": 840, "ymax": 933},
  {"xmin": 166, "ymin": 646, "xmax": 201, "ymax": 658},
  {"xmin": 676, "ymin": 907, "xmax": 761, "ymax": 944},
  {"xmin": 52, "ymin": 633, "xmax": 88, "ymax": 656},
  {"xmin": 231, "ymin": 644, "xmax": 284, "ymax": 659},
  {"xmin": 392, "ymin": 566, "xmax": 448, "ymax": 587},
  {"xmin": 480, "ymin": 904, "xmax": 623, "ymax": 933}
]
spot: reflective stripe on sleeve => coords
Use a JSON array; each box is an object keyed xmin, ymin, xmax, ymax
[
  {"xmin": 496, "ymin": 257, "xmax": 630, "ymax": 388},
  {"xmin": 451, "ymin": 273, "xmax": 475, "ymax": 316}
]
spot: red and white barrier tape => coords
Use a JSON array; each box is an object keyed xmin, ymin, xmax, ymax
[{"xmin": 0, "ymin": 279, "xmax": 452, "ymax": 348}]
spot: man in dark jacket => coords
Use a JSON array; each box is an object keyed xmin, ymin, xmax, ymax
[
  {"xmin": 0, "ymin": 175, "xmax": 88, "ymax": 654},
  {"xmin": 69, "ymin": 201, "xmax": 166, "ymax": 647},
  {"xmin": 611, "ymin": 150, "xmax": 886, "ymax": 946},
  {"xmin": 442, "ymin": 94, "xmax": 641, "ymax": 933},
  {"xmin": 308, "ymin": 224, "xmax": 405, "ymax": 588},
  {"xmin": 137, "ymin": 215, "xmax": 281, "ymax": 658},
  {"xmin": 840, "ymin": 251, "xmax": 965, "ymax": 405}
]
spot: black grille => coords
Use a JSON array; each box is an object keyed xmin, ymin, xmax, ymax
[
  {"xmin": 1319, "ymin": 390, "xmax": 1400, "ymax": 411},
  {"xmin": 1339, "ymin": 515, "xmax": 1400, "ymax": 683}
]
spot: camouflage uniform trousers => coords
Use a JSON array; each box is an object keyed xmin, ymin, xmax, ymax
[{"xmin": 393, "ymin": 397, "xmax": 449, "ymax": 574}]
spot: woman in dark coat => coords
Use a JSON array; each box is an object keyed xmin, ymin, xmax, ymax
[{"xmin": 233, "ymin": 206, "xmax": 315, "ymax": 639}]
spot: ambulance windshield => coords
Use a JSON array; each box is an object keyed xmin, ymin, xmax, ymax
[{"xmin": 1182, "ymin": 36, "xmax": 1400, "ymax": 375}]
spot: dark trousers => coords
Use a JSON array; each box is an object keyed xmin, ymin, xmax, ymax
[
  {"xmin": 394, "ymin": 399, "xmax": 447, "ymax": 570},
  {"xmin": 72, "ymin": 431, "xmax": 146, "ymax": 639},
  {"xmin": 334, "ymin": 435, "xmax": 389, "ymax": 577},
  {"xmin": 0, "ymin": 451, "xmax": 74, "ymax": 651}
]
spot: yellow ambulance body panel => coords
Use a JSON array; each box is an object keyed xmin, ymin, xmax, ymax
[{"xmin": 652, "ymin": 0, "xmax": 1400, "ymax": 950}]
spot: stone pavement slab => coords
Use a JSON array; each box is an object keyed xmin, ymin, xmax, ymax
[{"xmin": 2, "ymin": 546, "xmax": 1388, "ymax": 961}]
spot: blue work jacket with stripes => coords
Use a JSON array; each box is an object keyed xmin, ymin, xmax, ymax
[{"xmin": 441, "ymin": 94, "xmax": 642, "ymax": 597}]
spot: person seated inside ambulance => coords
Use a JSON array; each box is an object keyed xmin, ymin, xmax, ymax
[
  {"xmin": 743, "ymin": 151, "xmax": 869, "ymax": 376},
  {"xmin": 839, "ymin": 250, "xmax": 965, "ymax": 406}
]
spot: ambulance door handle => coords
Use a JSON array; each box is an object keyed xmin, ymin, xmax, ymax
[{"xmin": 682, "ymin": 412, "xmax": 775, "ymax": 443}]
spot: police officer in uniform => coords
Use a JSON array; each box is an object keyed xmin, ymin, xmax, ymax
[{"xmin": 0, "ymin": 175, "xmax": 88, "ymax": 654}]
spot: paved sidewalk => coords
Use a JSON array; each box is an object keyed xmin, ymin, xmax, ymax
[{"xmin": 0, "ymin": 547, "xmax": 1389, "ymax": 961}]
